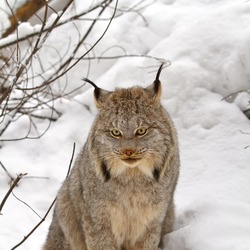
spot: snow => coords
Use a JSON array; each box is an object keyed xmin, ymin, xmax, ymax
[{"xmin": 1, "ymin": 0, "xmax": 250, "ymax": 249}]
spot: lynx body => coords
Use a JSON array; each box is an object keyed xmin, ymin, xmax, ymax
[{"xmin": 44, "ymin": 64, "xmax": 179, "ymax": 250}]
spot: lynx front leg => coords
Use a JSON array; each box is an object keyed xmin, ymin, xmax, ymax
[
  {"xmin": 133, "ymin": 223, "xmax": 162, "ymax": 250},
  {"xmin": 82, "ymin": 214, "xmax": 120, "ymax": 250},
  {"xmin": 55, "ymin": 193, "xmax": 87, "ymax": 250}
]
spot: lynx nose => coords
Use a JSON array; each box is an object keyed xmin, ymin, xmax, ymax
[{"xmin": 122, "ymin": 148, "xmax": 135, "ymax": 157}]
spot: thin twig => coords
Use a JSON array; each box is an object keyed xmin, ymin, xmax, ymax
[
  {"xmin": 0, "ymin": 173, "xmax": 27, "ymax": 214},
  {"xmin": 11, "ymin": 143, "xmax": 76, "ymax": 249},
  {"xmin": 11, "ymin": 192, "xmax": 42, "ymax": 219},
  {"xmin": 10, "ymin": 198, "xmax": 57, "ymax": 250},
  {"xmin": 0, "ymin": 161, "xmax": 15, "ymax": 183},
  {"xmin": 30, "ymin": 0, "xmax": 118, "ymax": 89}
]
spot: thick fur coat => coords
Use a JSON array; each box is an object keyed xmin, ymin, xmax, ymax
[{"xmin": 44, "ymin": 65, "xmax": 179, "ymax": 250}]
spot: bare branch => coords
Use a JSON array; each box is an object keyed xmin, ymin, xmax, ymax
[
  {"xmin": 0, "ymin": 173, "xmax": 27, "ymax": 214},
  {"xmin": 10, "ymin": 197, "xmax": 56, "ymax": 250},
  {"xmin": 0, "ymin": 0, "xmax": 110, "ymax": 50},
  {"xmin": 0, "ymin": 0, "xmax": 165, "ymax": 142},
  {"xmin": 25, "ymin": 0, "xmax": 118, "ymax": 89}
]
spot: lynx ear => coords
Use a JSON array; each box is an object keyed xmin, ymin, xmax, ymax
[
  {"xmin": 147, "ymin": 63, "xmax": 164, "ymax": 101},
  {"xmin": 82, "ymin": 78, "xmax": 111, "ymax": 108}
]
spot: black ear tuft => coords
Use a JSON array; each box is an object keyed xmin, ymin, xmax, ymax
[
  {"xmin": 94, "ymin": 88, "xmax": 101, "ymax": 99},
  {"xmin": 82, "ymin": 77, "xmax": 101, "ymax": 99},
  {"xmin": 153, "ymin": 62, "xmax": 164, "ymax": 95},
  {"xmin": 155, "ymin": 62, "xmax": 164, "ymax": 84},
  {"xmin": 146, "ymin": 62, "xmax": 165, "ymax": 101},
  {"xmin": 82, "ymin": 77, "xmax": 111, "ymax": 108}
]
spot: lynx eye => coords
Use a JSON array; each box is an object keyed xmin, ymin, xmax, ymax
[
  {"xmin": 135, "ymin": 127, "xmax": 148, "ymax": 137},
  {"xmin": 110, "ymin": 129, "xmax": 122, "ymax": 138}
]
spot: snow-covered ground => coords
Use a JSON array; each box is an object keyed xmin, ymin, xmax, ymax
[{"xmin": 1, "ymin": 0, "xmax": 250, "ymax": 249}]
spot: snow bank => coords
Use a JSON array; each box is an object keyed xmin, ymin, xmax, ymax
[{"xmin": 0, "ymin": 0, "xmax": 250, "ymax": 249}]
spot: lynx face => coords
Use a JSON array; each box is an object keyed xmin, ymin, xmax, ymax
[
  {"xmin": 99, "ymin": 113, "xmax": 170, "ymax": 179},
  {"xmin": 88, "ymin": 72, "xmax": 176, "ymax": 182}
]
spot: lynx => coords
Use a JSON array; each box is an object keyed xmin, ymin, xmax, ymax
[{"xmin": 43, "ymin": 64, "xmax": 180, "ymax": 250}]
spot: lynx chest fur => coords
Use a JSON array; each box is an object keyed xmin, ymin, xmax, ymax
[{"xmin": 44, "ymin": 64, "xmax": 180, "ymax": 250}]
